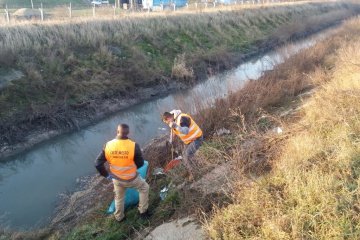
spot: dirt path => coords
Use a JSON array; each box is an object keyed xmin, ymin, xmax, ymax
[{"xmin": 140, "ymin": 216, "xmax": 205, "ymax": 240}]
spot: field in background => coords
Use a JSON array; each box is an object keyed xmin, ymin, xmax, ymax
[
  {"xmin": 0, "ymin": 0, "xmax": 86, "ymax": 7},
  {"xmin": 1, "ymin": 1, "xmax": 308, "ymax": 23}
]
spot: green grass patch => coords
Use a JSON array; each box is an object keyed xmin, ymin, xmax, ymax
[{"xmin": 58, "ymin": 175, "xmax": 185, "ymax": 240}]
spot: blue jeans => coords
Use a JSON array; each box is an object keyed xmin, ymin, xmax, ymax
[{"xmin": 183, "ymin": 135, "xmax": 203, "ymax": 174}]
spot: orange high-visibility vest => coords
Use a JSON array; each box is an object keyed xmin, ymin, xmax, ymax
[
  {"xmin": 173, "ymin": 113, "xmax": 202, "ymax": 145},
  {"xmin": 104, "ymin": 139, "xmax": 136, "ymax": 180}
]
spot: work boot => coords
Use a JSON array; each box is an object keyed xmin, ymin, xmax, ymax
[
  {"xmin": 139, "ymin": 210, "xmax": 153, "ymax": 219},
  {"xmin": 117, "ymin": 215, "xmax": 127, "ymax": 224}
]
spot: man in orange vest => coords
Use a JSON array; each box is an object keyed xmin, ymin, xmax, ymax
[
  {"xmin": 94, "ymin": 124, "xmax": 152, "ymax": 223},
  {"xmin": 162, "ymin": 110, "xmax": 203, "ymax": 181}
]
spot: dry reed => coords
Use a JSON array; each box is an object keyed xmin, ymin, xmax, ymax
[{"xmin": 204, "ymin": 16, "xmax": 360, "ymax": 239}]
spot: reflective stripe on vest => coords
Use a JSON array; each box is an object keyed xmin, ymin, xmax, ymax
[
  {"xmin": 173, "ymin": 113, "xmax": 203, "ymax": 145},
  {"xmin": 104, "ymin": 139, "xmax": 136, "ymax": 180}
]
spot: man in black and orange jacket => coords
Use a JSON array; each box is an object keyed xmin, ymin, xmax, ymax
[
  {"xmin": 94, "ymin": 124, "xmax": 151, "ymax": 223},
  {"xmin": 162, "ymin": 109, "xmax": 203, "ymax": 181}
]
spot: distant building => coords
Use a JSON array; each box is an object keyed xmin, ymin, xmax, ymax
[
  {"xmin": 145, "ymin": 0, "xmax": 188, "ymax": 10},
  {"xmin": 201, "ymin": 0, "xmax": 237, "ymax": 4},
  {"xmin": 221, "ymin": 0, "xmax": 237, "ymax": 4},
  {"xmin": 118, "ymin": 0, "xmax": 188, "ymax": 10}
]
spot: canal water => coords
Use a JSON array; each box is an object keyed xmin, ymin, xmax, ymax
[{"xmin": 0, "ymin": 30, "xmax": 330, "ymax": 229}]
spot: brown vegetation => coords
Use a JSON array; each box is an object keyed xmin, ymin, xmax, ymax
[
  {"xmin": 1, "ymin": 3, "xmax": 360, "ymax": 240},
  {"xmin": 203, "ymin": 16, "xmax": 360, "ymax": 239},
  {"xmin": 1, "ymin": 2, "xmax": 359, "ymax": 158}
]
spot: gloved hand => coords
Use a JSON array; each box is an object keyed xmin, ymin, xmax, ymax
[
  {"xmin": 106, "ymin": 175, "xmax": 112, "ymax": 180},
  {"xmin": 168, "ymin": 122, "xmax": 176, "ymax": 128}
]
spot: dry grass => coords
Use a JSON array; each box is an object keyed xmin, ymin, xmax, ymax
[
  {"xmin": 204, "ymin": 16, "xmax": 360, "ymax": 239},
  {"xmin": 1, "ymin": 3, "xmax": 360, "ymax": 240},
  {"xmin": 0, "ymin": 1, "xmax": 320, "ymax": 24},
  {"xmin": 1, "ymin": 2, "xmax": 359, "ymax": 149},
  {"xmin": 171, "ymin": 53, "xmax": 194, "ymax": 80},
  {"xmin": 191, "ymin": 33, "xmax": 338, "ymax": 137}
]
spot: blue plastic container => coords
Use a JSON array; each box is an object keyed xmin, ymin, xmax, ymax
[
  {"xmin": 153, "ymin": 0, "xmax": 188, "ymax": 7},
  {"xmin": 106, "ymin": 160, "xmax": 149, "ymax": 214},
  {"xmin": 221, "ymin": 0, "xmax": 237, "ymax": 5}
]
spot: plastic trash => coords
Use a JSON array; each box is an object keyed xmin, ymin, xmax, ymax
[
  {"xmin": 214, "ymin": 128, "xmax": 231, "ymax": 136},
  {"xmin": 152, "ymin": 167, "xmax": 164, "ymax": 176},
  {"xmin": 164, "ymin": 159, "xmax": 182, "ymax": 172},
  {"xmin": 160, "ymin": 186, "xmax": 168, "ymax": 200},
  {"xmin": 106, "ymin": 160, "xmax": 149, "ymax": 214},
  {"xmin": 272, "ymin": 127, "xmax": 283, "ymax": 134}
]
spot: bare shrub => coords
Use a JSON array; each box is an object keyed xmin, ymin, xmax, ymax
[
  {"xmin": 0, "ymin": 50, "xmax": 16, "ymax": 67},
  {"xmin": 171, "ymin": 54, "xmax": 194, "ymax": 80}
]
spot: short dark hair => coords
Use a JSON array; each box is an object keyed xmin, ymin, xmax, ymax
[
  {"xmin": 162, "ymin": 112, "xmax": 173, "ymax": 122},
  {"xmin": 117, "ymin": 124, "xmax": 130, "ymax": 136}
]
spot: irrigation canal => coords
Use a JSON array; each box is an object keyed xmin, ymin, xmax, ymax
[{"xmin": 0, "ymin": 29, "xmax": 332, "ymax": 229}]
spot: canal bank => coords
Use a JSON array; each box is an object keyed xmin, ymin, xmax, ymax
[
  {"xmin": 1, "ymin": 4, "xmax": 360, "ymax": 235},
  {"xmin": 46, "ymin": 24, "xmax": 343, "ymax": 238},
  {"xmin": 0, "ymin": 25, "xmax": 337, "ymax": 230},
  {"xmin": 1, "ymin": 2, "xmax": 359, "ymax": 160}
]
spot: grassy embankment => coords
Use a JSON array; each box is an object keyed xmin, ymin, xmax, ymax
[
  {"xmin": 1, "ymin": 2, "xmax": 359, "ymax": 151},
  {"xmin": 202, "ymin": 16, "xmax": 360, "ymax": 239},
  {"xmin": 1, "ymin": 4, "xmax": 360, "ymax": 240}
]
